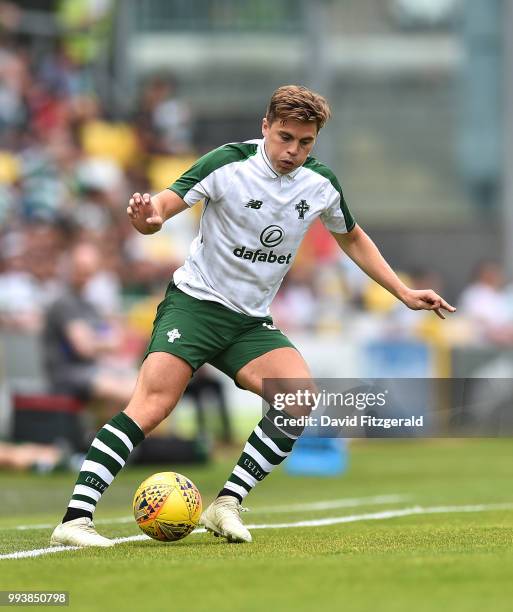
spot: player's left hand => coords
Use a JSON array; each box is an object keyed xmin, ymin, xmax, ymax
[{"xmin": 401, "ymin": 289, "xmax": 456, "ymax": 320}]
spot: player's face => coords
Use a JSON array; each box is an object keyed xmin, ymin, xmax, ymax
[{"xmin": 262, "ymin": 117, "xmax": 317, "ymax": 174}]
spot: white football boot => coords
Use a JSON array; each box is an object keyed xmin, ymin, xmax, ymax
[
  {"xmin": 200, "ymin": 495, "xmax": 252, "ymax": 543},
  {"xmin": 50, "ymin": 517, "xmax": 114, "ymax": 548}
]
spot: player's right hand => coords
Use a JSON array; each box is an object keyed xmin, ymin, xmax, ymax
[{"xmin": 127, "ymin": 192, "xmax": 163, "ymax": 234}]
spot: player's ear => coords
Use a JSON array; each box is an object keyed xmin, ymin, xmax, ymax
[{"xmin": 261, "ymin": 117, "xmax": 269, "ymax": 136}]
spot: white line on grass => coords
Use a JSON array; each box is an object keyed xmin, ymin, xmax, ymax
[
  {"xmin": 8, "ymin": 494, "xmax": 410, "ymax": 531},
  {"xmin": 254, "ymin": 494, "xmax": 409, "ymax": 513},
  {"xmin": 1, "ymin": 502, "xmax": 512, "ymax": 560},
  {"xmin": 242, "ymin": 502, "xmax": 513, "ymax": 530}
]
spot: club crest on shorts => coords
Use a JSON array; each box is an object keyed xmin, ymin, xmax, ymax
[{"xmin": 167, "ymin": 329, "xmax": 181, "ymax": 343}]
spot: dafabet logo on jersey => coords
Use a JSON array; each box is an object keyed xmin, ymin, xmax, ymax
[{"xmin": 233, "ymin": 225, "xmax": 292, "ymax": 264}]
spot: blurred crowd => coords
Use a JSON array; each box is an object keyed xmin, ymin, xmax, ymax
[
  {"xmin": 1, "ymin": 17, "xmax": 513, "ymax": 364},
  {"xmin": 0, "ymin": 8, "xmax": 197, "ymax": 349}
]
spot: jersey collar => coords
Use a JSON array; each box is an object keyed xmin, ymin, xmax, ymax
[{"xmin": 258, "ymin": 140, "xmax": 302, "ymax": 180}]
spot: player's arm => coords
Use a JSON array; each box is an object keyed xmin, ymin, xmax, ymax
[
  {"xmin": 331, "ymin": 225, "xmax": 456, "ymax": 320},
  {"xmin": 127, "ymin": 190, "xmax": 188, "ymax": 235}
]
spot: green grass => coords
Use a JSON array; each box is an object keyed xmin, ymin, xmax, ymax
[{"xmin": 1, "ymin": 439, "xmax": 513, "ymax": 611}]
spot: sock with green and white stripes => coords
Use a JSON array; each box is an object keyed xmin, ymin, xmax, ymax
[
  {"xmin": 217, "ymin": 407, "xmax": 304, "ymax": 503},
  {"xmin": 62, "ymin": 411, "xmax": 145, "ymax": 523}
]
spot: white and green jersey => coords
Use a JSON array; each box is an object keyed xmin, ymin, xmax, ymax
[{"xmin": 169, "ymin": 139, "xmax": 355, "ymax": 317}]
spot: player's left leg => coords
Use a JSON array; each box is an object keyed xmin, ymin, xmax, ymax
[{"xmin": 201, "ymin": 347, "xmax": 316, "ymax": 542}]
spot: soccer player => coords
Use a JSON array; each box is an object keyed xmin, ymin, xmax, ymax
[{"xmin": 50, "ymin": 85, "xmax": 455, "ymax": 547}]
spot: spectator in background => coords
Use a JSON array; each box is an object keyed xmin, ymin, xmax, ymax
[
  {"xmin": 72, "ymin": 156, "xmax": 126, "ymax": 233},
  {"xmin": 458, "ymin": 260, "xmax": 513, "ymax": 346},
  {"xmin": 25, "ymin": 235, "xmax": 63, "ymax": 307},
  {"xmin": 0, "ymin": 32, "xmax": 28, "ymax": 138},
  {"xmin": 0, "ymin": 219, "xmax": 76, "ymax": 332},
  {"xmin": 0, "ymin": 441, "xmax": 83, "ymax": 473},
  {"xmin": 42, "ymin": 241, "xmax": 137, "ymax": 406},
  {"xmin": 272, "ymin": 264, "xmax": 318, "ymax": 332},
  {"xmin": 0, "ymin": 230, "xmax": 48, "ymax": 331},
  {"xmin": 136, "ymin": 74, "xmax": 194, "ymax": 155},
  {"xmin": 83, "ymin": 238, "xmax": 123, "ymax": 319}
]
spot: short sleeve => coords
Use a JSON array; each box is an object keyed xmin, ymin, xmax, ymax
[
  {"xmin": 168, "ymin": 142, "xmax": 259, "ymax": 207},
  {"xmin": 320, "ymin": 181, "xmax": 355, "ymax": 234},
  {"xmin": 303, "ymin": 157, "xmax": 355, "ymax": 234},
  {"xmin": 168, "ymin": 151, "xmax": 220, "ymax": 206}
]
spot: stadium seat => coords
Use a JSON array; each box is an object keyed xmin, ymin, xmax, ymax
[{"xmin": 12, "ymin": 394, "xmax": 85, "ymax": 449}]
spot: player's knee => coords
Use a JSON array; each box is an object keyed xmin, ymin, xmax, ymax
[{"xmin": 125, "ymin": 388, "xmax": 179, "ymax": 433}]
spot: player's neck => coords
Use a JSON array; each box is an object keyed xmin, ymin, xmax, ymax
[{"xmin": 263, "ymin": 141, "xmax": 294, "ymax": 176}]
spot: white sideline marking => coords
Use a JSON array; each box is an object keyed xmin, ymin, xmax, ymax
[
  {"xmin": 8, "ymin": 494, "xmax": 409, "ymax": 531},
  {"xmin": 254, "ymin": 494, "xmax": 409, "ymax": 513},
  {"xmin": 243, "ymin": 502, "xmax": 513, "ymax": 530},
  {"xmin": 1, "ymin": 502, "xmax": 512, "ymax": 560}
]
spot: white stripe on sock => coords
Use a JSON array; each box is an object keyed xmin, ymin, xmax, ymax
[
  {"xmin": 73, "ymin": 484, "xmax": 101, "ymax": 503},
  {"xmin": 81, "ymin": 460, "xmax": 114, "ymax": 485},
  {"xmin": 233, "ymin": 465, "xmax": 257, "ymax": 488},
  {"xmin": 245, "ymin": 442, "xmax": 274, "ymax": 473},
  {"xmin": 224, "ymin": 481, "xmax": 249, "ymax": 500},
  {"xmin": 103, "ymin": 424, "xmax": 133, "ymax": 452},
  {"xmin": 68, "ymin": 499, "xmax": 96, "ymax": 513},
  {"xmin": 91, "ymin": 439, "xmax": 125, "ymax": 467},
  {"xmin": 254, "ymin": 425, "xmax": 289, "ymax": 457}
]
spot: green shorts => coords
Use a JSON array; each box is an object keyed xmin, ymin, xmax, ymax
[{"xmin": 145, "ymin": 282, "xmax": 297, "ymax": 382}]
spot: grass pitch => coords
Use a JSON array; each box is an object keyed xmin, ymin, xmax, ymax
[{"xmin": 1, "ymin": 439, "xmax": 513, "ymax": 611}]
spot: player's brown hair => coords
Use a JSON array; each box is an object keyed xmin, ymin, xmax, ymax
[{"xmin": 266, "ymin": 85, "xmax": 331, "ymax": 131}]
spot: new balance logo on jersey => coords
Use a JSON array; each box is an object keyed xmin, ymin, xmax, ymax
[
  {"xmin": 245, "ymin": 199, "xmax": 263, "ymax": 209},
  {"xmin": 296, "ymin": 199, "xmax": 310, "ymax": 219},
  {"xmin": 167, "ymin": 329, "xmax": 181, "ymax": 343},
  {"xmin": 233, "ymin": 246, "xmax": 292, "ymax": 265}
]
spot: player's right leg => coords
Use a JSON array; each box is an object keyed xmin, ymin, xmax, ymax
[{"xmin": 50, "ymin": 352, "xmax": 192, "ymax": 548}]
